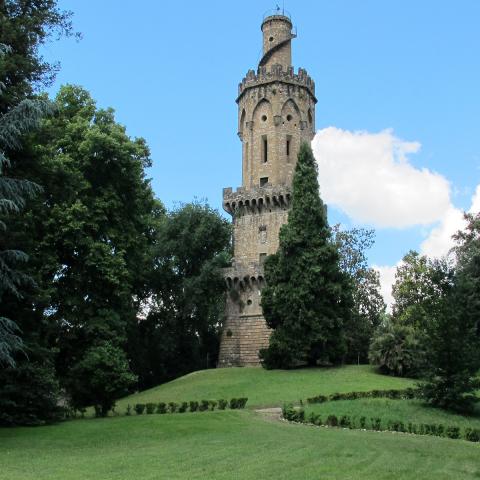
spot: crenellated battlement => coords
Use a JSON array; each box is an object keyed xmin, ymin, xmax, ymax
[
  {"xmin": 224, "ymin": 262, "xmax": 265, "ymax": 291},
  {"xmin": 237, "ymin": 65, "xmax": 316, "ymax": 101},
  {"xmin": 223, "ymin": 184, "xmax": 291, "ymax": 216}
]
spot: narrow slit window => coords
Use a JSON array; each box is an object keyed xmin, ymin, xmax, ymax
[
  {"xmin": 260, "ymin": 177, "xmax": 268, "ymax": 187},
  {"xmin": 262, "ymin": 135, "xmax": 268, "ymax": 163},
  {"xmin": 286, "ymin": 135, "xmax": 292, "ymax": 162}
]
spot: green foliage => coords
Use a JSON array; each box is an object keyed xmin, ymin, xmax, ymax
[
  {"xmin": 134, "ymin": 404, "xmax": 145, "ymax": 415},
  {"xmin": 199, "ymin": 400, "xmax": 209, "ymax": 412},
  {"xmin": 67, "ymin": 342, "xmax": 137, "ymax": 417},
  {"xmin": 0, "ymin": 359, "xmax": 63, "ymax": 426},
  {"xmin": 178, "ymin": 402, "xmax": 188, "ymax": 413},
  {"xmin": 392, "ymin": 251, "xmax": 453, "ymax": 331},
  {"xmin": 0, "ymin": 0, "xmax": 77, "ymax": 113},
  {"xmin": 368, "ymin": 318, "xmax": 425, "ymax": 377},
  {"xmin": 145, "ymin": 403, "xmax": 155, "ymax": 414},
  {"xmin": 130, "ymin": 201, "xmax": 231, "ymax": 389},
  {"xmin": 420, "ymin": 214, "xmax": 480, "ymax": 412},
  {"xmin": 156, "ymin": 402, "xmax": 167, "ymax": 414},
  {"xmin": 218, "ymin": 399, "xmax": 228, "ymax": 410},
  {"xmin": 260, "ymin": 143, "xmax": 353, "ymax": 368},
  {"xmin": 333, "ymin": 226, "xmax": 385, "ymax": 363},
  {"xmin": 189, "ymin": 401, "xmax": 199, "ymax": 412}
]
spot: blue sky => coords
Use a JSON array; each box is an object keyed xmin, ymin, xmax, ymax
[{"xmin": 42, "ymin": 1, "xmax": 480, "ymax": 302}]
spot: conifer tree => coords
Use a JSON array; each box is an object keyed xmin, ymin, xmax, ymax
[{"xmin": 260, "ymin": 142, "xmax": 353, "ymax": 369}]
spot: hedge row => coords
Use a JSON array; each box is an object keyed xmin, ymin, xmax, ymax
[
  {"xmin": 282, "ymin": 405, "xmax": 480, "ymax": 443},
  {"xmin": 126, "ymin": 398, "xmax": 248, "ymax": 415},
  {"xmin": 306, "ymin": 388, "xmax": 419, "ymax": 405}
]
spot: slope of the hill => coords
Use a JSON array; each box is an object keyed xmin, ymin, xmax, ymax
[{"xmin": 116, "ymin": 365, "xmax": 415, "ymax": 410}]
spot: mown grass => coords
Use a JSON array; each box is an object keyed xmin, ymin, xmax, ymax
[
  {"xmin": 1, "ymin": 410, "xmax": 480, "ymax": 480},
  {"xmin": 304, "ymin": 398, "xmax": 480, "ymax": 430},
  {"xmin": 115, "ymin": 365, "xmax": 415, "ymax": 411}
]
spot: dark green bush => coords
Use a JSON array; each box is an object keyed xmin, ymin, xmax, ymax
[
  {"xmin": 134, "ymin": 404, "xmax": 145, "ymax": 415},
  {"xmin": 359, "ymin": 416, "xmax": 367, "ymax": 429},
  {"xmin": 464, "ymin": 428, "xmax": 480, "ymax": 442},
  {"xmin": 168, "ymin": 402, "xmax": 178, "ymax": 413},
  {"xmin": 326, "ymin": 415, "xmax": 338, "ymax": 427},
  {"xmin": 189, "ymin": 401, "xmax": 199, "ymax": 412},
  {"xmin": 306, "ymin": 395, "xmax": 327, "ymax": 404},
  {"xmin": 199, "ymin": 400, "xmax": 209, "ymax": 411},
  {"xmin": 125, "ymin": 404, "xmax": 132, "ymax": 416},
  {"xmin": 208, "ymin": 400, "xmax": 217, "ymax": 411},
  {"xmin": 156, "ymin": 402, "xmax": 167, "ymax": 414},
  {"xmin": 339, "ymin": 415, "xmax": 351, "ymax": 428},
  {"xmin": 236, "ymin": 397, "xmax": 248, "ymax": 409},
  {"xmin": 445, "ymin": 426, "xmax": 460, "ymax": 439},
  {"xmin": 146, "ymin": 403, "xmax": 156, "ymax": 414},
  {"xmin": 218, "ymin": 399, "xmax": 228, "ymax": 410},
  {"xmin": 229, "ymin": 398, "xmax": 238, "ymax": 409},
  {"xmin": 178, "ymin": 402, "xmax": 188, "ymax": 413},
  {"xmin": 371, "ymin": 417, "xmax": 381, "ymax": 430}
]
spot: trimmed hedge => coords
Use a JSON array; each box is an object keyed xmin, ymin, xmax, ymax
[
  {"xmin": 283, "ymin": 408, "xmax": 480, "ymax": 443},
  {"xmin": 130, "ymin": 398, "xmax": 248, "ymax": 417},
  {"xmin": 306, "ymin": 388, "xmax": 419, "ymax": 405}
]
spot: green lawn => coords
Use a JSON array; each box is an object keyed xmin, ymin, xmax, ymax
[
  {"xmin": 1, "ymin": 410, "xmax": 479, "ymax": 480},
  {"xmin": 116, "ymin": 365, "xmax": 415, "ymax": 410},
  {"xmin": 305, "ymin": 398, "xmax": 480, "ymax": 430}
]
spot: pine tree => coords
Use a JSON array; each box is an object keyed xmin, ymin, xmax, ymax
[
  {"xmin": 260, "ymin": 142, "xmax": 353, "ymax": 369},
  {"xmin": 0, "ymin": 43, "xmax": 52, "ymax": 365}
]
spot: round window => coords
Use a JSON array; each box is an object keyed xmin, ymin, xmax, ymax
[
  {"xmin": 261, "ymin": 115, "xmax": 267, "ymax": 122},
  {"xmin": 286, "ymin": 114, "xmax": 292, "ymax": 121},
  {"xmin": 269, "ymin": 36, "xmax": 274, "ymax": 42},
  {"xmin": 247, "ymin": 299, "xmax": 252, "ymax": 305}
]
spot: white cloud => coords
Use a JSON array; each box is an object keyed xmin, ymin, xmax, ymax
[
  {"xmin": 311, "ymin": 127, "xmax": 451, "ymax": 228},
  {"xmin": 420, "ymin": 206, "xmax": 465, "ymax": 258},
  {"xmin": 469, "ymin": 185, "xmax": 480, "ymax": 213},
  {"xmin": 373, "ymin": 264, "xmax": 398, "ymax": 311}
]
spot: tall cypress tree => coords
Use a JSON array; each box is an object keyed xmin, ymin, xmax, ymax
[{"xmin": 260, "ymin": 142, "xmax": 353, "ymax": 369}]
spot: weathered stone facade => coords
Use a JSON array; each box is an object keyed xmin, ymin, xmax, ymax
[{"xmin": 218, "ymin": 13, "xmax": 316, "ymax": 367}]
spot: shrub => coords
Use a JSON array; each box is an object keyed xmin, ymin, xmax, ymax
[
  {"xmin": 168, "ymin": 402, "xmax": 178, "ymax": 413},
  {"xmin": 326, "ymin": 415, "xmax": 338, "ymax": 427},
  {"xmin": 125, "ymin": 404, "xmax": 132, "ymax": 416},
  {"xmin": 371, "ymin": 417, "xmax": 381, "ymax": 430},
  {"xmin": 218, "ymin": 399, "xmax": 228, "ymax": 410},
  {"xmin": 156, "ymin": 402, "xmax": 167, "ymax": 414},
  {"xmin": 359, "ymin": 416, "xmax": 367, "ymax": 429},
  {"xmin": 145, "ymin": 403, "xmax": 156, "ymax": 414},
  {"xmin": 208, "ymin": 400, "xmax": 217, "ymax": 411},
  {"xmin": 236, "ymin": 398, "xmax": 248, "ymax": 409},
  {"xmin": 189, "ymin": 401, "xmax": 199, "ymax": 412},
  {"xmin": 464, "ymin": 428, "xmax": 480, "ymax": 442},
  {"xmin": 199, "ymin": 400, "xmax": 209, "ymax": 412},
  {"xmin": 339, "ymin": 415, "xmax": 351, "ymax": 428},
  {"xmin": 67, "ymin": 342, "xmax": 137, "ymax": 417},
  {"xmin": 134, "ymin": 404, "xmax": 145, "ymax": 415},
  {"xmin": 306, "ymin": 395, "xmax": 327, "ymax": 404},
  {"xmin": 445, "ymin": 426, "xmax": 461, "ymax": 439},
  {"xmin": 178, "ymin": 402, "xmax": 188, "ymax": 413}
]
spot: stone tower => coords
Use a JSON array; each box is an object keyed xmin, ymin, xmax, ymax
[{"xmin": 218, "ymin": 12, "xmax": 316, "ymax": 367}]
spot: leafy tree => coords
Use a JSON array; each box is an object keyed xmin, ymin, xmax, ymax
[
  {"xmin": 0, "ymin": 357, "xmax": 63, "ymax": 426},
  {"xmin": 333, "ymin": 226, "xmax": 385, "ymax": 363},
  {"xmin": 0, "ymin": 0, "xmax": 77, "ymax": 113},
  {"xmin": 1, "ymin": 85, "xmax": 163, "ymax": 390},
  {"xmin": 392, "ymin": 250, "xmax": 452, "ymax": 331},
  {"xmin": 67, "ymin": 342, "xmax": 137, "ymax": 416},
  {"xmin": 260, "ymin": 143, "xmax": 353, "ymax": 369},
  {"xmin": 130, "ymin": 202, "xmax": 231, "ymax": 389},
  {"xmin": 368, "ymin": 316, "xmax": 425, "ymax": 377},
  {"xmin": 421, "ymin": 213, "xmax": 480, "ymax": 412}
]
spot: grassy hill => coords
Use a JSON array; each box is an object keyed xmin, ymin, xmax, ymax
[
  {"xmin": 116, "ymin": 365, "xmax": 415, "ymax": 410},
  {"xmin": 2, "ymin": 365, "xmax": 479, "ymax": 480}
]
